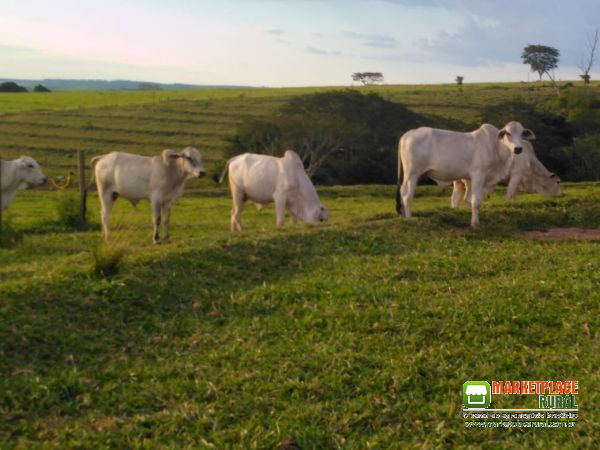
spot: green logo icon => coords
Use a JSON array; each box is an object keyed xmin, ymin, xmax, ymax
[{"xmin": 463, "ymin": 381, "xmax": 491, "ymax": 409}]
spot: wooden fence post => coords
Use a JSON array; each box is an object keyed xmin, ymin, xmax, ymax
[{"xmin": 77, "ymin": 150, "xmax": 87, "ymax": 225}]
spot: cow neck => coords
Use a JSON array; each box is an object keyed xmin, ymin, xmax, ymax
[
  {"xmin": 494, "ymin": 143, "xmax": 516, "ymax": 186},
  {"xmin": 294, "ymin": 175, "xmax": 320, "ymax": 219},
  {"xmin": 1, "ymin": 160, "xmax": 21, "ymax": 191}
]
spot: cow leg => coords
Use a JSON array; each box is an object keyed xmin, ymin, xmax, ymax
[
  {"xmin": 151, "ymin": 199, "xmax": 162, "ymax": 244},
  {"xmin": 274, "ymin": 194, "xmax": 287, "ymax": 227},
  {"xmin": 400, "ymin": 174, "xmax": 418, "ymax": 218},
  {"xmin": 451, "ymin": 180, "xmax": 466, "ymax": 208},
  {"xmin": 230, "ymin": 187, "xmax": 245, "ymax": 232},
  {"xmin": 161, "ymin": 203, "xmax": 172, "ymax": 243},
  {"xmin": 464, "ymin": 180, "xmax": 472, "ymax": 208},
  {"xmin": 469, "ymin": 176, "xmax": 485, "ymax": 227},
  {"xmin": 99, "ymin": 190, "xmax": 114, "ymax": 241},
  {"xmin": 506, "ymin": 175, "xmax": 521, "ymax": 200}
]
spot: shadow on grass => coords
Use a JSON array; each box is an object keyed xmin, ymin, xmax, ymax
[{"xmin": 1, "ymin": 191, "xmax": 598, "ymax": 374}]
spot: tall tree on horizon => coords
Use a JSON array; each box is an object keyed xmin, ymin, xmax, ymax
[{"xmin": 522, "ymin": 44, "xmax": 560, "ymax": 81}]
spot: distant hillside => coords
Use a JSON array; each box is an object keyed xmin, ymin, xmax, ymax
[{"xmin": 0, "ymin": 78, "xmax": 250, "ymax": 91}]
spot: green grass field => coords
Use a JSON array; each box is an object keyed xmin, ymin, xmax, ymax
[
  {"xmin": 1, "ymin": 84, "xmax": 599, "ymax": 448},
  {"xmin": 1, "ymin": 182, "xmax": 599, "ymax": 448},
  {"xmin": 2, "ymin": 81, "xmax": 594, "ymax": 179}
]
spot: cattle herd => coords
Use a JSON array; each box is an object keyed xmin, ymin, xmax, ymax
[{"xmin": 1, "ymin": 121, "xmax": 561, "ymax": 242}]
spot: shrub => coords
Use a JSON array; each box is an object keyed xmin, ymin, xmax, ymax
[
  {"xmin": 564, "ymin": 134, "xmax": 600, "ymax": 181},
  {"xmin": 225, "ymin": 90, "xmax": 426, "ymax": 184},
  {"xmin": 33, "ymin": 84, "xmax": 51, "ymax": 92},
  {"xmin": 0, "ymin": 216, "xmax": 23, "ymax": 248},
  {"xmin": 92, "ymin": 241, "xmax": 127, "ymax": 277},
  {"xmin": 0, "ymin": 81, "xmax": 27, "ymax": 92},
  {"xmin": 56, "ymin": 189, "xmax": 86, "ymax": 229}
]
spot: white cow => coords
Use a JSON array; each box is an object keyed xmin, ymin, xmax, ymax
[
  {"xmin": 451, "ymin": 140, "xmax": 561, "ymax": 207},
  {"xmin": 218, "ymin": 150, "xmax": 329, "ymax": 231},
  {"xmin": 91, "ymin": 147, "xmax": 206, "ymax": 243},
  {"xmin": 1, "ymin": 156, "xmax": 47, "ymax": 210},
  {"xmin": 396, "ymin": 121, "xmax": 535, "ymax": 226}
]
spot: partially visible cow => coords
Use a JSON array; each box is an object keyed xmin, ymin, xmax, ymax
[
  {"xmin": 1, "ymin": 156, "xmax": 47, "ymax": 210},
  {"xmin": 396, "ymin": 121, "xmax": 535, "ymax": 226},
  {"xmin": 91, "ymin": 147, "xmax": 206, "ymax": 243},
  {"xmin": 450, "ymin": 140, "xmax": 561, "ymax": 208},
  {"xmin": 218, "ymin": 150, "xmax": 329, "ymax": 231}
]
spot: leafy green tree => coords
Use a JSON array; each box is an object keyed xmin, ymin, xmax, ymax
[
  {"xmin": 0, "ymin": 81, "xmax": 27, "ymax": 92},
  {"xmin": 522, "ymin": 44, "xmax": 560, "ymax": 81},
  {"xmin": 33, "ymin": 84, "xmax": 51, "ymax": 92},
  {"xmin": 225, "ymin": 90, "xmax": 424, "ymax": 184},
  {"xmin": 351, "ymin": 72, "xmax": 384, "ymax": 85},
  {"xmin": 565, "ymin": 135, "xmax": 600, "ymax": 181}
]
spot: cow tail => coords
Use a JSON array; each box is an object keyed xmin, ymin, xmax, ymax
[
  {"xmin": 214, "ymin": 157, "xmax": 233, "ymax": 184},
  {"xmin": 395, "ymin": 137, "xmax": 404, "ymax": 216},
  {"xmin": 87, "ymin": 155, "xmax": 104, "ymax": 190}
]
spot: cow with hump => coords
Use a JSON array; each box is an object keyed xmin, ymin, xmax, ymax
[
  {"xmin": 91, "ymin": 147, "xmax": 206, "ymax": 243},
  {"xmin": 396, "ymin": 121, "xmax": 535, "ymax": 226},
  {"xmin": 450, "ymin": 139, "xmax": 561, "ymax": 208},
  {"xmin": 1, "ymin": 156, "xmax": 47, "ymax": 210},
  {"xmin": 218, "ymin": 150, "xmax": 329, "ymax": 231}
]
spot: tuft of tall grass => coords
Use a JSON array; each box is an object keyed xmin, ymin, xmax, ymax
[
  {"xmin": 0, "ymin": 216, "xmax": 23, "ymax": 248},
  {"xmin": 55, "ymin": 189, "xmax": 87, "ymax": 229},
  {"xmin": 91, "ymin": 240, "xmax": 127, "ymax": 277}
]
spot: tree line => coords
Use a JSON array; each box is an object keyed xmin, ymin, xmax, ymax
[
  {"xmin": 0, "ymin": 81, "xmax": 51, "ymax": 92},
  {"xmin": 226, "ymin": 89, "xmax": 600, "ymax": 184}
]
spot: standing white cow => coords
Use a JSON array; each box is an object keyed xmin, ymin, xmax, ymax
[
  {"xmin": 396, "ymin": 121, "xmax": 535, "ymax": 226},
  {"xmin": 1, "ymin": 156, "xmax": 47, "ymax": 210},
  {"xmin": 450, "ymin": 140, "xmax": 561, "ymax": 208},
  {"xmin": 91, "ymin": 147, "xmax": 206, "ymax": 243},
  {"xmin": 218, "ymin": 150, "xmax": 329, "ymax": 231}
]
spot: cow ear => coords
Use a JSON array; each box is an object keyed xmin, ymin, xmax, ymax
[
  {"xmin": 497, "ymin": 129, "xmax": 507, "ymax": 139},
  {"xmin": 522, "ymin": 129, "xmax": 536, "ymax": 140},
  {"xmin": 162, "ymin": 149, "xmax": 181, "ymax": 163}
]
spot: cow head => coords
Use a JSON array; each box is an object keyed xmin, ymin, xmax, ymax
[
  {"xmin": 17, "ymin": 156, "xmax": 47, "ymax": 186},
  {"xmin": 162, "ymin": 148, "xmax": 206, "ymax": 178},
  {"xmin": 498, "ymin": 121, "xmax": 535, "ymax": 155},
  {"xmin": 181, "ymin": 147, "xmax": 207, "ymax": 178},
  {"xmin": 306, "ymin": 205, "xmax": 329, "ymax": 224}
]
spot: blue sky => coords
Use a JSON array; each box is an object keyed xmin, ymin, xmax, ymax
[{"xmin": 1, "ymin": 0, "xmax": 599, "ymax": 86}]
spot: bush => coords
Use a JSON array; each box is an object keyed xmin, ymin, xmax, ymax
[
  {"xmin": 33, "ymin": 84, "xmax": 51, "ymax": 92},
  {"xmin": 564, "ymin": 134, "xmax": 600, "ymax": 181},
  {"xmin": 92, "ymin": 241, "xmax": 126, "ymax": 277},
  {"xmin": 0, "ymin": 81, "xmax": 27, "ymax": 92},
  {"xmin": 225, "ymin": 90, "xmax": 426, "ymax": 184},
  {"xmin": 0, "ymin": 217, "xmax": 23, "ymax": 248},
  {"xmin": 56, "ymin": 189, "xmax": 86, "ymax": 229}
]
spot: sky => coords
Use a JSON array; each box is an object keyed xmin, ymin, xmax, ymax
[{"xmin": 1, "ymin": 0, "xmax": 599, "ymax": 87}]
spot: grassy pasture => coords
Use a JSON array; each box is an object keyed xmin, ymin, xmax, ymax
[
  {"xmin": 1, "ymin": 182, "xmax": 599, "ymax": 448},
  {"xmin": 1, "ymin": 83, "xmax": 599, "ymax": 447},
  {"xmin": 2, "ymin": 81, "xmax": 592, "ymax": 179}
]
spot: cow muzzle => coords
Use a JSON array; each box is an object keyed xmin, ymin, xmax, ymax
[{"xmin": 514, "ymin": 147, "xmax": 523, "ymax": 155}]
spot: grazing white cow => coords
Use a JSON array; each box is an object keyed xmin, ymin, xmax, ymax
[
  {"xmin": 396, "ymin": 121, "xmax": 535, "ymax": 226},
  {"xmin": 218, "ymin": 150, "xmax": 329, "ymax": 231},
  {"xmin": 1, "ymin": 156, "xmax": 47, "ymax": 210},
  {"xmin": 450, "ymin": 140, "xmax": 561, "ymax": 207},
  {"xmin": 91, "ymin": 147, "xmax": 206, "ymax": 243}
]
